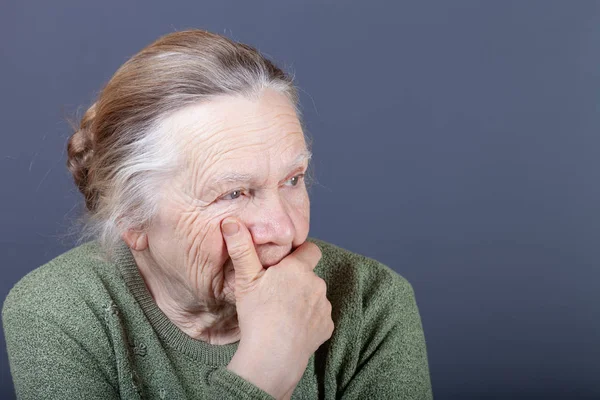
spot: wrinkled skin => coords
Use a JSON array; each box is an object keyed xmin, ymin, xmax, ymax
[
  {"xmin": 123, "ymin": 88, "xmax": 311, "ymax": 343},
  {"xmin": 123, "ymin": 89, "xmax": 334, "ymax": 399}
]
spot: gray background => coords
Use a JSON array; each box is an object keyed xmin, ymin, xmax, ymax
[{"xmin": 1, "ymin": 1, "xmax": 599, "ymax": 399}]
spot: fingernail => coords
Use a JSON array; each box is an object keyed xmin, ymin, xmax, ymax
[{"xmin": 222, "ymin": 219, "xmax": 239, "ymax": 236}]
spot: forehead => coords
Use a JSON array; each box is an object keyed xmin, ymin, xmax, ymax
[{"xmin": 159, "ymin": 89, "xmax": 307, "ymax": 185}]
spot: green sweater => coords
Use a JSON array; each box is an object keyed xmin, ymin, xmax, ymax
[{"xmin": 2, "ymin": 238, "xmax": 432, "ymax": 399}]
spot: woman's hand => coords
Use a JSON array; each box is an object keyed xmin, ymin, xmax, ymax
[{"xmin": 221, "ymin": 218, "xmax": 334, "ymax": 400}]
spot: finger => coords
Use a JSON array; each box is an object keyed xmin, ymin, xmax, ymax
[
  {"xmin": 288, "ymin": 241, "xmax": 322, "ymax": 271},
  {"xmin": 221, "ymin": 218, "xmax": 263, "ymax": 284}
]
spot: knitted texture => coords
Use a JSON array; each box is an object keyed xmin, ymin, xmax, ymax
[{"xmin": 3, "ymin": 238, "xmax": 432, "ymax": 399}]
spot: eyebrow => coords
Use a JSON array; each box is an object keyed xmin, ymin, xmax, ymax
[{"xmin": 210, "ymin": 150, "xmax": 312, "ymax": 187}]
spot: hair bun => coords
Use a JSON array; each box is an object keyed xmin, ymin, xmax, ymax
[{"xmin": 67, "ymin": 103, "xmax": 98, "ymax": 211}]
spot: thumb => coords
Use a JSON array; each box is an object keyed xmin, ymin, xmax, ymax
[{"xmin": 221, "ymin": 218, "xmax": 263, "ymax": 286}]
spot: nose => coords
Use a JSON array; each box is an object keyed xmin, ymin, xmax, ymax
[{"xmin": 244, "ymin": 190, "xmax": 295, "ymax": 247}]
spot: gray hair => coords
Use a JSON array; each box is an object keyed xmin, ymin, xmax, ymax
[{"xmin": 66, "ymin": 30, "xmax": 302, "ymax": 261}]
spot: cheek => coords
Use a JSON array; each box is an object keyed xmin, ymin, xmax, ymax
[
  {"xmin": 285, "ymin": 188, "xmax": 310, "ymax": 246},
  {"xmin": 152, "ymin": 185, "xmax": 236, "ymax": 270},
  {"xmin": 196, "ymin": 222, "xmax": 229, "ymax": 267},
  {"xmin": 170, "ymin": 205, "xmax": 232, "ymax": 268}
]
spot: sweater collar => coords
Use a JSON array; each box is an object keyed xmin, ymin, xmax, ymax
[{"xmin": 114, "ymin": 240, "xmax": 239, "ymax": 366}]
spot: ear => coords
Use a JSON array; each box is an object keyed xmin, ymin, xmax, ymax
[{"xmin": 121, "ymin": 229, "xmax": 148, "ymax": 252}]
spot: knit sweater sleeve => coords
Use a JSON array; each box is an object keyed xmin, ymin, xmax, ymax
[
  {"xmin": 207, "ymin": 367, "xmax": 275, "ymax": 399},
  {"xmin": 335, "ymin": 262, "xmax": 433, "ymax": 400},
  {"xmin": 2, "ymin": 296, "xmax": 119, "ymax": 400}
]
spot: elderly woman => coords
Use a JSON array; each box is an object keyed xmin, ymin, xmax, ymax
[{"xmin": 3, "ymin": 30, "xmax": 432, "ymax": 399}]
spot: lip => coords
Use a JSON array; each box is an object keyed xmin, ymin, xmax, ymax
[
  {"xmin": 260, "ymin": 249, "xmax": 293, "ymax": 269},
  {"xmin": 261, "ymin": 256, "xmax": 284, "ymax": 268}
]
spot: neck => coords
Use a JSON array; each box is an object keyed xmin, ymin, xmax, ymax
[{"xmin": 131, "ymin": 250, "xmax": 241, "ymax": 345}]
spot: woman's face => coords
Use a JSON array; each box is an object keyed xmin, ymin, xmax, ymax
[{"xmin": 141, "ymin": 89, "xmax": 310, "ymax": 306}]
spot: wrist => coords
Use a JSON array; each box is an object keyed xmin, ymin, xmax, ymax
[{"xmin": 227, "ymin": 340, "xmax": 303, "ymax": 399}]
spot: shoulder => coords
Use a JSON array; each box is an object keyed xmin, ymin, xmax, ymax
[
  {"xmin": 307, "ymin": 238, "xmax": 428, "ymax": 383},
  {"xmin": 307, "ymin": 239, "xmax": 432, "ymax": 398},
  {"xmin": 307, "ymin": 237, "xmax": 420, "ymax": 336},
  {"xmin": 308, "ymin": 237, "xmax": 415, "ymax": 302},
  {"xmin": 2, "ymin": 241, "xmax": 120, "ymax": 325},
  {"xmin": 2, "ymin": 242, "xmax": 123, "ymax": 395}
]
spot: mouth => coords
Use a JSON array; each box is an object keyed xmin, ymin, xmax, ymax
[
  {"xmin": 261, "ymin": 261, "xmax": 279, "ymax": 269},
  {"xmin": 261, "ymin": 247, "xmax": 295, "ymax": 268},
  {"xmin": 225, "ymin": 246, "xmax": 294, "ymax": 270}
]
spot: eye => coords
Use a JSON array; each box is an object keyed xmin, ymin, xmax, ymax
[
  {"xmin": 285, "ymin": 174, "xmax": 305, "ymax": 187},
  {"xmin": 220, "ymin": 189, "xmax": 246, "ymax": 201}
]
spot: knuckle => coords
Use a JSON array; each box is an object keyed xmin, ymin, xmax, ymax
[
  {"xmin": 325, "ymin": 299, "xmax": 333, "ymax": 314},
  {"xmin": 314, "ymin": 246, "xmax": 323, "ymax": 260},
  {"xmin": 309, "ymin": 243, "xmax": 322, "ymax": 261},
  {"xmin": 315, "ymin": 277, "xmax": 328, "ymax": 295}
]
